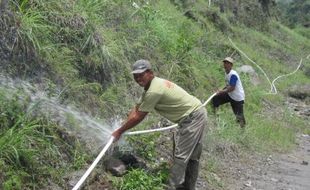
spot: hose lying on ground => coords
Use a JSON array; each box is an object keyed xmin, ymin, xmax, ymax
[
  {"xmin": 229, "ymin": 37, "xmax": 307, "ymax": 95},
  {"xmin": 71, "ymin": 93, "xmax": 216, "ymax": 190}
]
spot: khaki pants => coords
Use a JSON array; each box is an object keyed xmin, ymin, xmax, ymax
[{"xmin": 167, "ymin": 108, "xmax": 207, "ymax": 190}]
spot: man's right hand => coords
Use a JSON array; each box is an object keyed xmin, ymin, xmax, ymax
[
  {"xmin": 111, "ymin": 106, "xmax": 148, "ymax": 142},
  {"xmin": 112, "ymin": 129, "xmax": 123, "ymax": 142}
]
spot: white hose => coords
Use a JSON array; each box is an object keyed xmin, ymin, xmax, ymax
[
  {"xmin": 201, "ymin": 92, "xmax": 217, "ymax": 108},
  {"xmin": 268, "ymin": 59, "xmax": 303, "ymax": 94},
  {"xmin": 71, "ymin": 49, "xmax": 309, "ymax": 188},
  {"xmin": 71, "ymin": 51, "xmax": 310, "ymax": 189},
  {"xmin": 126, "ymin": 93, "xmax": 217, "ymax": 136},
  {"xmin": 229, "ymin": 38, "xmax": 308, "ymax": 95},
  {"xmin": 72, "ymin": 136, "xmax": 114, "ymax": 190},
  {"xmin": 127, "ymin": 124, "xmax": 178, "ymax": 135},
  {"xmin": 228, "ymin": 37, "xmax": 274, "ymax": 92},
  {"xmin": 71, "ymin": 93, "xmax": 217, "ymax": 189}
]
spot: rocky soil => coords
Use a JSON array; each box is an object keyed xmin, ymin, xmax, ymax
[
  {"xmin": 198, "ymin": 90, "xmax": 310, "ymax": 190},
  {"xmin": 216, "ymin": 133, "xmax": 310, "ymax": 190},
  {"xmin": 67, "ymin": 91, "xmax": 310, "ymax": 190}
]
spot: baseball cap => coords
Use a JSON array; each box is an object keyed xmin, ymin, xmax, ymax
[
  {"xmin": 223, "ymin": 57, "xmax": 234, "ymax": 64},
  {"xmin": 131, "ymin": 59, "xmax": 152, "ymax": 74}
]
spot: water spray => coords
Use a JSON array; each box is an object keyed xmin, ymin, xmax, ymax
[{"xmin": 71, "ymin": 93, "xmax": 216, "ymax": 190}]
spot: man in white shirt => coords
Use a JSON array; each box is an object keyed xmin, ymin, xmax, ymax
[{"xmin": 212, "ymin": 57, "xmax": 246, "ymax": 128}]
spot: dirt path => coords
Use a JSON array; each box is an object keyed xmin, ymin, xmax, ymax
[{"xmin": 224, "ymin": 134, "xmax": 310, "ymax": 190}]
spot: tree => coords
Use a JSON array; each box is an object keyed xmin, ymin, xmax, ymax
[{"xmin": 286, "ymin": 0, "xmax": 310, "ymax": 27}]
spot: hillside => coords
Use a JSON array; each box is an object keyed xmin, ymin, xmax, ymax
[{"xmin": 0, "ymin": 0, "xmax": 309, "ymax": 189}]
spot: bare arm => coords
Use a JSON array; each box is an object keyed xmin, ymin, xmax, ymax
[
  {"xmin": 112, "ymin": 106, "xmax": 148, "ymax": 141},
  {"xmin": 217, "ymin": 85, "xmax": 235, "ymax": 95}
]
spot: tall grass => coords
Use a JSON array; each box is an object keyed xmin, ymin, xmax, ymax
[
  {"xmin": 2, "ymin": 0, "xmax": 310, "ymax": 189},
  {"xmin": 208, "ymin": 110, "xmax": 296, "ymax": 154},
  {"xmin": 0, "ymin": 88, "xmax": 90, "ymax": 189}
]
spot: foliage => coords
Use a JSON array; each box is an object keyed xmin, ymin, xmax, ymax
[
  {"xmin": 293, "ymin": 26, "xmax": 310, "ymax": 39},
  {"xmin": 277, "ymin": 0, "xmax": 310, "ymax": 28},
  {"xmin": 0, "ymin": 0, "xmax": 309, "ymax": 189},
  {"xmin": 0, "ymin": 88, "xmax": 90, "ymax": 189},
  {"xmin": 127, "ymin": 132, "xmax": 160, "ymax": 161},
  {"xmin": 210, "ymin": 0, "xmax": 276, "ymax": 31},
  {"xmin": 112, "ymin": 168, "xmax": 168, "ymax": 190}
]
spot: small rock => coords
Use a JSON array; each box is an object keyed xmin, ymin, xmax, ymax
[
  {"xmin": 105, "ymin": 157, "xmax": 126, "ymax": 176},
  {"xmin": 211, "ymin": 173, "xmax": 221, "ymax": 183},
  {"xmin": 266, "ymin": 155, "xmax": 273, "ymax": 164},
  {"xmin": 301, "ymin": 161, "xmax": 308, "ymax": 165},
  {"xmin": 244, "ymin": 180, "xmax": 252, "ymax": 187},
  {"xmin": 119, "ymin": 153, "xmax": 147, "ymax": 169},
  {"xmin": 270, "ymin": 178, "xmax": 278, "ymax": 182},
  {"xmin": 237, "ymin": 65, "xmax": 260, "ymax": 85}
]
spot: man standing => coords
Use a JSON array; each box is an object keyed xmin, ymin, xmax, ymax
[
  {"xmin": 212, "ymin": 57, "xmax": 246, "ymax": 128},
  {"xmin": 112, "ymin": 59, "xmax": 208, "ymax": 190}
]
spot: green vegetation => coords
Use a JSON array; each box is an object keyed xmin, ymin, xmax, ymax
[
  {"xmin": 111, "ymin": 167, "xmax": 168, "ymax": 190},
  {"xmin": 277, "ymin": 0, "xmax": 310, "ymax": 28},
  {"xmin": 0, "ymin": 87, "xmax": 91, "ymax": 189},
  {"xmin": 0, "ymin": 0, "xmax": 309, "ymax": 189}
]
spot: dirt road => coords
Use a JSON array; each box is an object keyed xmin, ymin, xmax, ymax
[{"xmin": 224, "ymin": 134, "xmax": 310, "ymax": 190}]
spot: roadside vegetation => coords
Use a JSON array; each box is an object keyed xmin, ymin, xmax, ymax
[{"xmin": 0, "ymin": 0, "xmax": 309, "ymax": 189}]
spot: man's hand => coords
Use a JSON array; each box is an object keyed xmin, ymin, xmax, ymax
[
  {"xmin": 111, "ymin": 106, "xmax": 148, "ymax": 143},
  {"xmin": 216, "ymin": 89, "xmax": 226, "ymax": 95},
  {"xmin": 217, "ymin": 85, "xmax": 235, "ymax": 95},
  {"xmin": 112, "ymin": 128, "xmax": 123, "ymax": 142}
]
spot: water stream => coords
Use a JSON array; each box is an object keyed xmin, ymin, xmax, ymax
[{"xmin": 0, "ymin": 74, "xmax": 122, "ymax": 152}]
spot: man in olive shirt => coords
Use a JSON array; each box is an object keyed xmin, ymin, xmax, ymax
[{"xmin": 112, "ymin": 59, "xmax": 208, "ymax": 190}]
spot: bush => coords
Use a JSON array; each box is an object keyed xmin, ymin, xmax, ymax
[{"xmin": 113, "ymin": 168, "xmax": 167, "ymax": 190}]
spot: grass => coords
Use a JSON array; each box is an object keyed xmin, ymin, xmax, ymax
[
  {"xmin": 245, "ymin": 117, "xmax": 296, "ymax": 152},
  {"xmin": 1, "ymin": 0, "xmax": 310, "ymax": 189},
  {"xmin": 111, "ymin": 167, "xmax": 168, "ymax": 190},
  {"xmin": 0, "ymin": 87, "xmax": 91, "ymax": 189},
  {"xmin": 209, "ymin": 90, "xmax": 304, "ymax": 153}
]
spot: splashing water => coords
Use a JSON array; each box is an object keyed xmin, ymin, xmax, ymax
[
  {"xmin": 0, "ymin": 74, "xmax": 121, "ymax": 152},
  {"xmin": 32, "ymin": 101, "xmax": 121, "ymax": 152}
]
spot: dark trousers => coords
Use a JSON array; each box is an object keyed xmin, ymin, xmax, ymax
[{"xmin": 212, "ymin": 93, "xmax": 246, "ymax": 127}]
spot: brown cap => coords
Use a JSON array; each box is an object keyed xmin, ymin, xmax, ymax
[
  {"xmin": 223, "ymin": 57, "xmax": 234, "ymax": 64},
  {"xmin": 131, "ymin": 59, "xmax": 152, "ymax": 74}
]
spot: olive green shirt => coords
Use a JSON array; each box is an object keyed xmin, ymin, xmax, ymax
[{"xmin": 138, "ymin": 77, "xmax": 201, "ymax": 123}]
